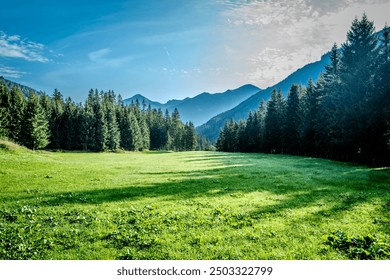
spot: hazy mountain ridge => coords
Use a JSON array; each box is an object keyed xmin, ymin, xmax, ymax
[
  {"xmin": 123, "ymin": 84, "xmax": 261, "ymax": 126},
  {"xmin": 196, "ymin": 52, "xmax": 331, "ymax": 141}
]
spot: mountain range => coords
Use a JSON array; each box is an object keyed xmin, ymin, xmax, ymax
[
  {"xmin": 197, "ymin": 52, "xmax": 331, "ymax": 141},
  {"xmin": 125, "ymin": 51, "xmax": 331, "ymax": 141},
  {"xmin": 123, "ymin": 84, "xmax": 260, "ymax": 126}
]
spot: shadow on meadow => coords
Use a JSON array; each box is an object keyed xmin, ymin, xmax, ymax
[
  {"xmin": 14, "ymin": 153, "xmax": 389, "ymax": 223},
  {"xmin": 1, "ymin": 152, "xmax": 389, "ymax": 260}
]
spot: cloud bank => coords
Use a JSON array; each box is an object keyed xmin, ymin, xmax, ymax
[
  {"xmin": 0, "ymin": 31, "xmax": 49, "ymax": 63},
  {"xmin": 217, "ymin": 0, "xmax": 390, "ymax": 88}
]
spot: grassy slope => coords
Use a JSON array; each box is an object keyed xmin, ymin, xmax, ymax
[{"xmin": 0, "ymin": 144, "xmax": 389, "ymax": 259}]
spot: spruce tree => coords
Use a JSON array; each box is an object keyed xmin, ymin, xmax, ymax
[
  {"xmin": 0, "ymin": 107, "xmax": 7, "ymax": 139},
  {"xmin": 171, "ymin": 108, "xmax": 184, "ymax": 151},
  {"xmin": 284, "ymin": 84, "xmax": 301, "ymax": 154},
  {"xmin": 0, "ymin": 82, "xmax": 10, "ymax": 138},
  {"xmin": 49, "ymin": 89, "xmax": 64, "ymax": 149},
  {"xmin": 22, "ymin": 91, "xmax": 50, "ymax": 150},
  {"xmin": 7, "ymin": 86, "xmax": 26, "ymax": 143},
  {"xmin": 183, "ymin": 121, "xmax": 197, "ymax": 151},
  {"xmin": 93, "ymin": 97, "xmax": 107, "ymax": 151},
  {"xmin": 138, "ymin": 116, "xmax": 150, "ymax": 150},
  {"xmin": 338, "ymin": 14, "xmax": 378, "ymax": 161},
  {"xmin": 80, "ymin": 98, "xmax": 95, "ymax": 151},
  {"xmin": 264, "ymin": 89, "xmax": 285, "ymax": 153},
  {"xmin": 61, "ymin": 97, "xmax": 77, "ymax": 150},
  {"xmin": 129, "ymin": 111, "xmax": 143, "ymax": 151},
  {"xmin": 106, "ymin": 105, "xmax": 121, "ymax": 151},
  {"xmin": 301, "ymin": 79, "xmax": 320, "ymax": 154}
]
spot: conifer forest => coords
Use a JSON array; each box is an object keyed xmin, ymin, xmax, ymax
[{"xmin": 216, "ymin": 15, "xmax": 390, "ymax": 166}]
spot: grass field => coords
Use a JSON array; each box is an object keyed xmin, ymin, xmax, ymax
[{"xmin": 0, "ymin": 140, "xmax": 389, "ymax": 260}]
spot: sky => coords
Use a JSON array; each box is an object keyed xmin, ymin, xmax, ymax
[{"xmin": 0, "ymin": 0, "xmax": 389, "ymax": 102}]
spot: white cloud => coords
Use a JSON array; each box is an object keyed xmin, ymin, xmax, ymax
[
  {"xmin": 88, "ymin": 48, "xmax": 112, "ymax": 62},
  {"xmin": 217, "ymin": 0, "xmax": 390, "ymax": 88},
  {"xmin": 0, "ymin": 31, "xmax": 49, "ymax": 62},
  {"xmin": 0, "ymin": 65, "xmax": 28, "ymax": 78},
  {"xmin": 87, "ymin": 48, "xmax": 138, "ymax": 68}
]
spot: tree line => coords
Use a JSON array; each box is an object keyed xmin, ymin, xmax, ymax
[
  {"xmin": 216, "ymin": 14, "xmax": 390, "ymax": 166},
  {"xmin": 0, "ymin": 86, "xmax": 198, "ymax": 152}
]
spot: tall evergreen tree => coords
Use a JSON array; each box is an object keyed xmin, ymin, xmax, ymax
[
  {"xmin": 171, "ymin": 108, "xmax": 184, "ymax": 151},
  {"xmin": 138, "ymin": 116, "xmax": 150, "ymax": 150},
  {"xmin": 61, "ymin": 97, "xmax": 77, "ymax": 150},
  {"xmin": 105, "ymin": 104, "xmax": 121, "ymax": 151},
  {"xmin": 183, "ymin": 121, "xmax": 197, "ymax": 151},
  {"xmin": 128, "ymin": 110, "xmax": 143, "ymax": 151},
  {"xmin": 301, "ymin": 78, "xmax": 320, "ymax": 154},
  {"xmin": 49, "ymin": 89, "xmax": 64, "ymax": 149},
  {"xmin": 7, "ymin": 86, "xmax": 26, "ymax": 143},
  {"xmin": 21, "ymin": 91, "xmax": 50, "ymax": 150},
  {"xmin": 369, "ymin": 24, "xmax": 390, "ymax": 164},
  {"xmin": 264, "ymin": 89, "xmax": 285, "ymax": 153},
  {"xmin": 93, "ymin": 95, "xmax": 107, "ymax": 151},
  {"xmin": 80, "ymin": 94, "xmax": 95, "ymax": 151},
  {"xmin": 338, "ymin": 14, "xmax": 379, "ymax": 161},
  {"xmin": 284, "ymin": 84, "xmax": 301, "ymax": 154},
  {"xmin": 0, "ymin": 82, "xmax": 10, "ymax": 138}
]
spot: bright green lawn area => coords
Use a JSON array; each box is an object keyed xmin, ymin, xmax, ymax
[{"xmin": 0, "ymin": 142, "xmax": 389, "ymax": 259}]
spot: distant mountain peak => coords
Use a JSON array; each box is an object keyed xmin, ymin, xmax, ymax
[
  {"xmin": 197, "ymin": 53, "xmax": 331, "ymax": 141},
  {"xmin": 122, "ymin": 84, "xmax": 260, "ymax": 126}
]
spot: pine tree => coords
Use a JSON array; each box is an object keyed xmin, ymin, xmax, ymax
[
  {"xmin": 6, "ymin": 86, "xmax": 26, "ymax": 143},
  {"xmin": 80, "ymin": 95, "xmax": 95, "ymax": 151},
  {"xmin": 61, "ymin": 97, "xmax": 77, "ymax": 150},
  {"xmin": 129, "ymin": 111, "xmax": 143, "ymax": 151},
  {"xmin": 369, "ymin": 24, "xmax": 390, "ymax": 164},
  {"xmin": 93, "ymin": 96, "xmax": 107, "ymax": 151},
  {"xmin": 106, "ymin": 104, "xmax": 120, "ymax": 151},
  {"xmin": 49, "ymin": 89, "xmax": 64, "ymax": 149},
  {"xmin": 301, "ymin": 79, "xmax": 320, "ymax": 154},
  {"xmin": 164, "ymin": 109, "xmax": 172, "ymax": 150},
  {"xmin": 171, "ymin": 108, "xmax": 184, "ymax": 151},
  {"xmin": 338, "ymin": 14, "xmax": 379, "ymax": 162},
  {"xmin": 138, "ymin": 116, "xmax": 150, "ymax": 150},
  {"xmin": 284, "ymin": 84, "xmax": 301, "ymax": 154},
  {"xmin": 0, "ymin": 81, "xmax": 10, "ymax": 138},
  {"xmin": 183, "ymin": 121, "xmax": 197, "ymax": 151},
  {"xmin": 264, "ymin": 89, "xmax": 285, "ymax": 153},
  {"xmin": 241, "ymin": 112, "xmax": 255, "ymax": 152},
  {"xmin": 21, "ymin": 91, "xmax": 50, "ymax": 150},
  {"xmin": 0, "ymin": 107, "xmax": 7, "ymax": 139},
  {"xmin": 216, "ymin": 122, "xmax": 227, "ymax": 152}
]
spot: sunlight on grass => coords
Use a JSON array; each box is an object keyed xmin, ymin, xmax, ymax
[{"xmin": 0, "ymin": 150, "xmax": 389, "ymax": 259}]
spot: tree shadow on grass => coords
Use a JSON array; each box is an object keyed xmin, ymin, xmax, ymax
[
  {"xmin": 13, "ymin": 168, "xmax": 388, "ymax": 216},
  {"xmin": 6, "ymin": 152, "xmax": 390, "ymax": 230}
]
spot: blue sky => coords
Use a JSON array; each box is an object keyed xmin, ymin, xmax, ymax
[{"xmin": 1, "ymin": 0, "xmax": 389, "ymax": 102}]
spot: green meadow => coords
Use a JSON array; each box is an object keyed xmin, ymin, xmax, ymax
[{"xmin": 0, "ymin": 140, "xmax": 389, "ymax": 260}]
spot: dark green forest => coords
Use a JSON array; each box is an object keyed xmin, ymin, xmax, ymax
[
  {"xmin": 216, "ymin": 15, "xmax": 390, "ymax": 166},
  {"xmin": 0, "ymin": 85, "xmax": 199, "ymax": 152}
]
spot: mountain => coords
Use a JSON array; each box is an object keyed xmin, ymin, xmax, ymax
[
  {"xmin": 197, "ymin": 52, "xmax": 331, "ymax": 141},
  {"xmin": 124, "ymin": 94, "xmax": 165, "ymax": 108},
  {"xmin": 0, "ymin": 76, "xmax": 44, "ymax": 97},
  {"xmin": 123, "ymin": 84, "xmax": 260, "ymax": 126}
]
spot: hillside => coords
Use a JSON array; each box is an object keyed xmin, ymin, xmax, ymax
[
  {"xmin": 197, "ymin": 52, "xmax": 331, "ymax": 141},
  {"xmin": 0, "ymin": 76, "xmax": 43, "ymax": 96},
  {"xmin": 123, "ymin": 84, "xmax": 260, "ymax": 126}
]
